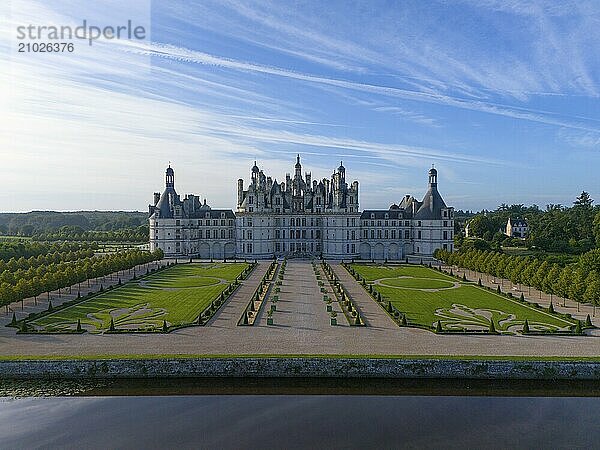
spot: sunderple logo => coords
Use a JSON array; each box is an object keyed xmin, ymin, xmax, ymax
[{"xmin": 16, "ymin": 20, "xmax": 147, "ymax": 50}]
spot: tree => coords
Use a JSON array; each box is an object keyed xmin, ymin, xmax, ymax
[
  {"xmin": 583, "ymin": 271, "xmax": 600, "ymax": 317},
  {"xmin": 543, "ymin": 264, "xmax": 561, "ymax": 303},
  {"xmin": 580, "ymin": 249, "xmax": 600, "ymax": 277},
  {"xmin": 556, "ymin": 266, "xmax": 573, "ymax": 307},
  {"xmin": 570, "ymin": 268, "xmax": 587, "ymax": 312}
]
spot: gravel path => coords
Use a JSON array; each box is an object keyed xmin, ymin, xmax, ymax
[
  {"xmin": 331, "ymin": 263, "xmax": 397, "ymax": 330},
  {"xmin": 209, "ymin": 263, "xmax": 269, "ymax": 329}
]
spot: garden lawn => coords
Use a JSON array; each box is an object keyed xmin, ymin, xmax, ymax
[
  {"xmin": 351, "ymin": 264, "xmax": 456, "ymax": 282},
  {"xmin": 29, "ymin": 263, "xmax": 248, "ymax": 333},
  {"xmin": 350, "ymin": 264, "xmax": 575, "ymax": 333}
]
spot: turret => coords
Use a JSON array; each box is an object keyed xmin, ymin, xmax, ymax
[{"xmin": 153, "ymin": 192, "xmax": 160, "ymax": 205}]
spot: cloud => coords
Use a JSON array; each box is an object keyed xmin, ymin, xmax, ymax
[{"xmin": 135, "ymin": 42, "xmax": 600, "ymax": 133}]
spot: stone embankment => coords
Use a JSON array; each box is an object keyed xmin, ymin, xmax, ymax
[{"xmin": 2, "ymin": 357, "xmax": 600, "ymax": 380}]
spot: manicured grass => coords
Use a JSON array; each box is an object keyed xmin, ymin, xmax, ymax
[
  {"xmin": 353, "ymin": 264, "xmax": 456, "ymax": 282},
  {"xmin": 29, "ymin": 263, "xmax": 248, "ymax": 333},
  {"xmin": 379, "ymin": 277, "xmax": 454, "ymax": 290},
  {"xmin": 351, "ymin": 264, "xmax": 576, "ymax": 333}
]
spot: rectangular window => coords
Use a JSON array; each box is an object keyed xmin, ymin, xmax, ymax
[
  {"xmin": 418, "ymin": 230, "xmax": 422, "ymax": 239},
  {"xmin": 443, "ymin": 231, "xmax": 448, "ymax": 240},
  {"xmin": 405, "ymin": 230, "xmax": 409, "ymax": 239}
]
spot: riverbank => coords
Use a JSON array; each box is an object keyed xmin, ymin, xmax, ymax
[{"xmin": 2, "ymin": 356, "xmax": 600, "ymax": 380}]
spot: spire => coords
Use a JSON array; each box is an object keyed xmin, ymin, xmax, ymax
[
  {"xmin": 165, "ymin": 165, "xmax": 175, "ymax": 188},
  {"xmin": 428, "ymin": 164, "xmax": 438, "ymax": 188},
  {"xmin": 294, "ymin": 154, "xmax": 302, "ymax": 177}
]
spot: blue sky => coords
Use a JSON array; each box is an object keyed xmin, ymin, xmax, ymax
[{"xmin": 1, "ymin": 0, "xmax": 599, "ymax": 212}]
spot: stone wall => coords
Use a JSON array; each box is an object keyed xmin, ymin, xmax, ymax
[{"xmin": 1, "ymin": 358, "xmax": 600, "ymax": 380}]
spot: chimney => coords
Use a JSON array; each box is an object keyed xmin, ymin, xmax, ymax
[{"xmin": 153, "ymin": 192, "xmax": 160, "ymax": 205}]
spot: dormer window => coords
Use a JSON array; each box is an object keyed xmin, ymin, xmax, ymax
[{"xmin": 370, "ymin": 213, "xmax": 375, "ymax": 219}]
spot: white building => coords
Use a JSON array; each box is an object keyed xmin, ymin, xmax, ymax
[
  {"xmin": 149, "ymin": 157, "xmax": 454, "ymax": 259},
  {"xmin": 505, "ymin": 218, "xmax": 528, "ymax": 238}
]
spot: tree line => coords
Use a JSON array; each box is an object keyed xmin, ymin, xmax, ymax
[
  {"xmin": 32, "ymin": 225, "xmax": 149, "ymax": 243},
  {"xmin": 434, "ymin": 248, "xmax": 600, "ymax": 310},
  {"xmin": 0, "ymin": 211, "xmax": 147, "ymax": 236},
  {"xmin": 0, "ymin": 249, "xmax": 164, "ymax": 310},
  {"xmin": 461, "ymin": 192, "xmax": 600, "ymax": 254},
  {"xmin": 0, "ymin": 241, "xmax": 97, "ymax": 262}
]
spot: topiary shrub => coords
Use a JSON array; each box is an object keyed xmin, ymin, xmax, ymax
[
  {"xmin": 586, "ymin": 314, "xmax": 593, "ymax": 328},
  {"xmin": 354, "ymin": 315, "xmax": 361, "ymax": 325},
  {"xmin": 48, "ymin": 301, "xmax": 53, "ymax": 312},
  {"xmin": 109, "ymin": 318, "xmax": 115, "ymax": 332},
  {"xmin": 10, "ymin": 313, "xmax": 16, "ymax": 326},
  {"xmin": 401, "ymin": 315, "xmax": 407, "ymax": 326},
  {"xmin": 243, "ymin": 312, "xmax": 249, "ymax": 325},
  {"xmin": 163, "ymin": 320, "xmax": 168, "ymax": 332},
  {"xmin": 20, "ymin": 321, "xmax": 28, "ymax": 333},
  {"xmin": 548, "ymin": 302, "xmax": 555, "ymax": 314},
  {"xmin": 449, "ymin": 269, "xmax": 453, "ymax": 276},
  {"xmin": 489, "ymin": 319, "xmax": 496, "ymax": 333},
  {"xmin": 520, "ymin": 293, "xmax": 524, "ymax": 302},
  {"xmin": 478, "ymin": 278, "xmax": 482, "ymax": 287},
  {"xmin": 522, "ymin": 319, "xmax": 530, "ymax": 334},
  {"xmin": 387, "ymin": 301, "xmax": 393, "ymax": 313},
  {"xmin": 436, "ymin": 320, "xmax": 442, "ymax": 333},
  {"xmin": 497, "ymin": 285, "xmax": 501, "ymax": 294},
  {"xmin": 197, "ymin": 315, "xmax": 203, "ymax": 325}
]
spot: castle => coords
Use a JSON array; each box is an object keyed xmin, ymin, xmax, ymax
[{"xmin": 148, "ymin": 156, "xmax": 454, "ymax": 259}]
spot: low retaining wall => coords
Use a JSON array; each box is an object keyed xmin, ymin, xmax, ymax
[{"xmin": 2, "ymin": 358, "xmax": 600, "ymax": 380}]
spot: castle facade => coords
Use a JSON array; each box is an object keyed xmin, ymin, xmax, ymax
[{"xmin": 149, "ymin": 156, "xmax": 454, "ymax": 259}]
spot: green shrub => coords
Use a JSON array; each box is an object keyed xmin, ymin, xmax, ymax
[
  {"xmin": 575, "ymin": 320, "xmax": 582, "ymax": 334},
  {"xmin": 10, "ymin": 313, "xmax": 16, "ymax": 326},
  {"xmin": 520, "ymin": 293, "xmax": 524, "ymax": 302},
  {"xmin": 489, "ymin": 319, "xmax": 496, "ymax": 333},
  {"xmin": 478, "ymin": 278, "xmax": 482, "ymax": 287},
  {"xmin": 401, "ymin": 315, "xmax": 407, "ymax": 326},
  {"xmin": 586, "ymin": 315, "xmax": 593, "ymax": 327},
  {"xmin": 497, "ymin": 285, "xmax": 501, "ymax": 294},
  {"xmin": 522, "ymin": 319, "xmax": 530, "ymax": 334},
  {"xmin": 548, "ymin": 302, "xmax": 555, "ymax": 314},
  {"xmin": 48, "ymin": 301, "xmax": 53, "ymax": 312},
  {"xmin": 77, "ymin": 319, "xmax": 82, "ymax": 332},
  {"xmin": 109, "ymin": 318, "xmax": 115, "ymax": 332},
  {"xmin": 436, "ymin": 320, "xmax": 442, "ymax": 333},
  {"xmin": 387, "ymin": 301, "xmax": 393, "ymax": 313},
  {"xmin": 197, "ymin": 315, "xmax": 203, "ymax": 325},
  {"xmin": 163, "ymin": 320, "xmax": 168, "ymax": 332},
  {"xmin": 20, "ymin": 321, "xmax": 28, "ymax": 333}
]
